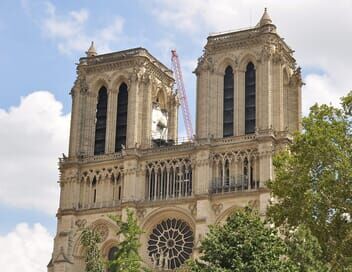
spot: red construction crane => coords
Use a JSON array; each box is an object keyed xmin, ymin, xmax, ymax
[{"xmin": 171, "ymin": 49, "xmax": 194, "ymax": 141}]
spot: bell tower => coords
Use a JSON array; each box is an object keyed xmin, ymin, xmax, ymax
[
  {"xmin": 195, "ymin": 8, "xmax": 302, "ymax": 139},
  {"xmin": 68, "ymin": 46, "xmax": 178, "ymax": 159}
]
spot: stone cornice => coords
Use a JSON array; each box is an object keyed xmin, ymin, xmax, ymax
[
  {"xmin": 195, "ymin": 29, "xmax": 296, "ymax": 73},
  {"xmin": 206, "ymin": 28, "xmax": 293, "ymax": 55},
  {"xmin": 78, "ymin": 48, "xmax": 174, "ymax": 86}
]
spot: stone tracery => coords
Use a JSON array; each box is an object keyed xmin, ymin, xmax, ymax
[
  {"xmin": 148, "ymin": 218, "xmax": 194, "ymax": 270},
  {"xmin": 210, "ymin": 149, "xmax": 259, "ymax": 193},
  {"xmin": 146, "ymin": 158, "xmax": 193, "ymax": 201}
]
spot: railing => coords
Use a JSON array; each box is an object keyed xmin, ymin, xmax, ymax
[
  {"xmin": 59, "ymin": 152, "xmax": 123, "ymax": 164},
  {"xmin": 208, "ymin": 27, "xmax": 259, "ymax": 43},
  {"xmin": 210, "ymin": 176, "xmax": 259, "ymax": 194},
  {"xmin": 211, "ymin": 134, "xmax": 256, "ymax": 145},
  {"xmin": 208, "ymin": 26, "xmax": 257, "ymax": 37},
  {"xmin": 150, "ymin": 136, "xmax": 192, "ymax": 147},
  {"xmin": 64, "ymin": 200, "xmax": 122, "ymax": 211}
]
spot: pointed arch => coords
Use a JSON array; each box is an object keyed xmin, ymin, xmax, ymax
[
  {"xmin": 115, "ymin": 83, "xmax": 128, "ymax": 152},
  {"xmin": 238, "ymin": 52, "xmax": 257, "ymax": 71},
  {"xmin": 90, "ymin": 75, "xmax": 110, "ymax": 94},
  {"xmin": 155, "ymin": 89, "xmax": 167, "ymax": 110},
  {"xmin": 94, "ymin": 86, "xmax": 108, "ymax": 155},
  {"xmin": 245, "ymin": 62, "xmax": 256, "ymax": 134},
  {"xmin": 223, "ymin": 66, "xmax": 234, "ymax": 137},
  {"xmin": 215, "ymin": 56, "xmax": 237, "ymax": 75}
]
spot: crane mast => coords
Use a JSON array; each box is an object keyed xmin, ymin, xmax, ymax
[{"xmin": 171, "ymin": 49, "xmax": 194, "ymax": 141}]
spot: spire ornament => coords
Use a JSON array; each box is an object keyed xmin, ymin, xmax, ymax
[
  {"xmin": 86, "ymin": 41, "xmax": 97, "ymax": 57},
  {"xmin": 257, "ymin": 8, "xmax": 276, "ymax": 33},
  {"xmin": 259, "ymin": 8, "xmax": 272, "ymax": 26}
]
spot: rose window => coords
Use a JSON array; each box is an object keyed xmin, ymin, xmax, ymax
[{"xmin": 148, "ymin": 218, "xmax": 194, "ymax": 270}]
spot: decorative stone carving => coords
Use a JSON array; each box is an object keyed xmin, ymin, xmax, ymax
[
  {"xmin": 260, "ymin": 44, "xmax": 275, "ymax": 62},
  {"xmin": 195, "ymin": 233, "xmax": 203, "ymax": 249},
  {"xmin": 75, "ymin": 219, "xmax": 87, "ymax": 229},
  {"xmin": 93, "ymin": 223, "xmax": 109, "ymax": 242},
  {"xmin": 290, "ymin": 67, "xmax": 304, "ymax": 87},
  {"xmin": 188, "ymin": 203, "xmax": 197, "ymax": 217},
  {"xmin": 195, "ymin": 55, "xmax": 215, "ymax": 74},
  {"xmin": 136, "ymin": 208, "xmax": 147, "ymax": 220},
  {"xmin": 212, "ymin": 203, "xmax": 223, "ymax": 215}
]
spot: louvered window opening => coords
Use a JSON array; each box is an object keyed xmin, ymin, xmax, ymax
[
  {"xmin": 115, "ymin": 83, "xmax": 128, "ymax": 152},
  {"xmin": 94, "ymin": 87, "xmax": 108, "ymax": 155},
  {"xmin": 245, "ymin": 62, "xmax": 256, "ymax": 134},
  {"xmin": 223, "ymin": 66, "xmax": 234, "ymax": 137}
]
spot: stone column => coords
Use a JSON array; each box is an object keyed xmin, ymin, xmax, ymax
[
  {"xmin": 68, "ymin": 86, "xmax": 81, "ymax": 157},
  {"xmin": 126, "ymin": 73, "xmax": 140, "ymax": 149},
  {"xmin": 214, "ymin": 72, "xmax": 223, "ymax": 138},
  {"xmin": 272, "ymin": 59, "xmax": 284, "ymax": 131},
  {"xmin": 168, "ymin": 95, "xmax": 179, "ymax": 142},
  {"xmin": 122, "ymin": 158, "xmax": 139, "ymax": 202},
  {"xmin": 141, "ymin": 76, "xmax": 152, "ymax": 148},
  {"xmin": 79, "ymin": 90, "xmax": 89, "ymax": 156},
  {"xmin": 195, "ymin": 69, "xmax": 209, "ymax": 139},
  {"xmin": 59, "ymin": 182, "xmax": 65, "ymax": 210},
  {"xmin": 258, "ymin": 141, "xmax": 273, "ymax": 187},
  {"xmin": 73, "ymin": 178, "xmax": 79, "ymax": 209},
  {"xmin": 237, "ymin": 69, "xmax": 245, "ymax": 135},
  {"xmin": 84, "ymin": 91, "xmax": 97, "ymax": 156},
  {"xmin": 258, "ymin": 54, "xmax": 273, "ymax": 131},
  {"xmin": 207, "ymin": 71, "xmax": 218, "ymax": 138},
  {"xmin": 288, "ymin": 68, "xmax": 303, "ymax": 132},
  {"xmin": 194, "ymin": 148, "xmax": 210, "ymax": 195},
  {"xmin": 106, "ymin": 89, "xmax": 118, "ymax": 153}
]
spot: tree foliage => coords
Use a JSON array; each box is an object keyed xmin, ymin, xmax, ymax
[
  {"xmin": 188, "ymin": 208, "xmax": 299, "ymax": 272},
  {"xmin": 285, "ymin": 225, "xmax": 328, "ymax": 272},
  {"xmin": 80, "ymin": 228, "xmax": 104, "ymax": 272},
  {"xmin": 108, "ymin": 209, "xmax": 148, "ymax": 272},
  {"xmin": 268, "ymin": 91, "xmax": 352, "ymax": 271}
]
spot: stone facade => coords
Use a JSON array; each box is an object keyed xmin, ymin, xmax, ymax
[{"xmin": 48, "ymin": 10, "xmax": 303, "ymax": 272}]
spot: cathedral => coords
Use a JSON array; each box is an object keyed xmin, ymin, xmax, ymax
[{"xmin": 48, "ymin": 9, "xmax": 302, "ymax": 271}]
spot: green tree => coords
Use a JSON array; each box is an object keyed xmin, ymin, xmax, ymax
[
  {"xmin": 108, "ymin": 209, "xmax": 148, "ymax": 272},
  {"xmin": 284, "ymin": 225, "xmax": 328, "ymax": 272},
  {"xmin": 80, "ymin": 228, "xmax": 104, "ymax": 272},
  {"xmin": 188, "ymin": 208, "xmax": 299, "ymax": 272},
  {"xmin": 268, "ymin": 91, "xmax": 352, "ymax": 271}
]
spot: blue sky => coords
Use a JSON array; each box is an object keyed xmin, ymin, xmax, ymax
[{"xmin": 0, "ymin": 1, "xmax": 352, "ymax": 271}]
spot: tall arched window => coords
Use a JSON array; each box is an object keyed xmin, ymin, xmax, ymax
[
  {"xmin": 223, "ymin": 66, "xmax": 234, "ymax": 137},
  {"xmin": 245, "ymin": 62, "xmax": 256, "ymax": 134},
  {"xmin": 94, "ymin": 87, "xmax": 108, "ymax": 155},
  {"xmin": 115, "ymin": 83, "xmax": 128, "ymax": 152}
]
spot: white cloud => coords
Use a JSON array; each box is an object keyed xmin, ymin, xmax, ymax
[
  {"xmin": 154, "ymin": 37, "xmax": 176, "ymax": 65},
  {"xmin": 147, "ymin": 0, "xmax": 352, "ymax": 115},
  {"xmin": 0, "ymin": 91, "xmax": 70, "ymax": 214},
  {"xmin": 302, "ymin": 73, "xmax": 341, "ymax": 116},
  {"xmin": 42, "ymin": 2, "xmax": 125, "ymax": 55},
  {"xmin": 0, "ymin": 223, "xmax": 53, "ymax": 272}
]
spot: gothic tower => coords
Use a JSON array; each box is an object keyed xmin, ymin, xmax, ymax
[{"xmin": 48, "ymin": 9, "xmax": 302, "ymax": 272}]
